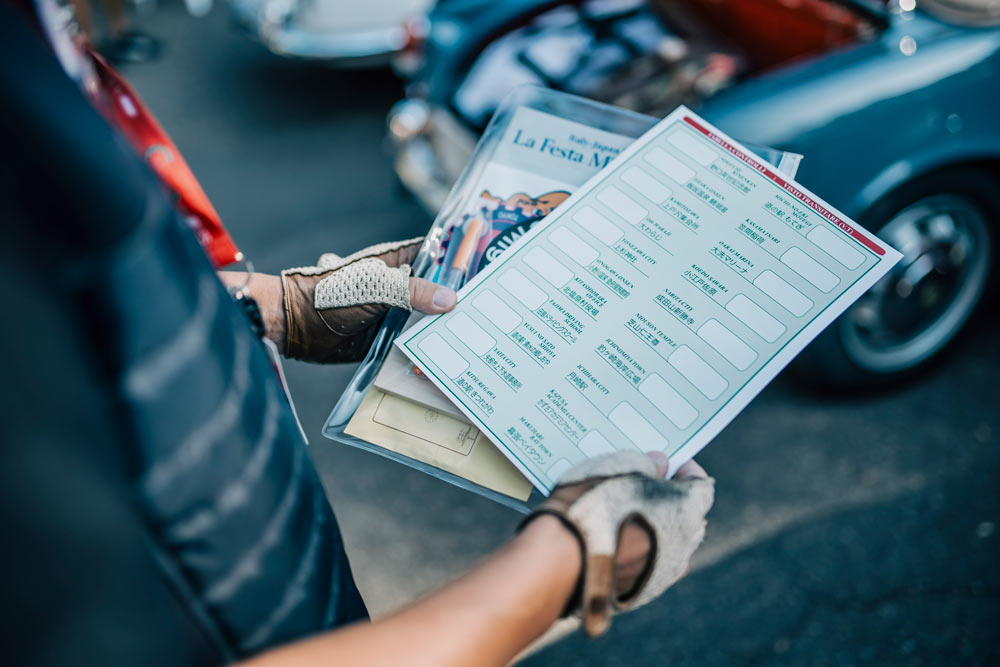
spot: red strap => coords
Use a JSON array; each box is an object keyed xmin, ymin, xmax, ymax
[{"xmin": 85, "ymin": 46, "xmax": 241, "ymax": 267}]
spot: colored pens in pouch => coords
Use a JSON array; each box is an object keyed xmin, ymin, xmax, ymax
[
  {"xmin": 442, "ymin": 216, "xmax": 484, "ymax": 291},
  {"xmin": 411, "ymin": 216, "xmax": 484, "ymax": 378}
]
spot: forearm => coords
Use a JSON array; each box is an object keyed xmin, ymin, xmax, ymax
[
  {"xmin": 239, "ymin": 516, "xmax": 581, "ymax": 667},
  {"xmin": 218, "ymin": 272, "xmax": 287, "ymax": 351}
]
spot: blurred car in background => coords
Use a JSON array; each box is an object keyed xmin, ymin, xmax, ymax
[
  {"xmin": 387, "ymin": 0, "xmax": 1000, "ymax": 389},
  {"xmin": 228, "ymin": 0, "xmax": 433, "ymax": 65}
]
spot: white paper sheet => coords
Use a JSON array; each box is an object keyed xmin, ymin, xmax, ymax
[{"xmin": 397, "ymin": 106, "xmax": 902, "ymax": 495}]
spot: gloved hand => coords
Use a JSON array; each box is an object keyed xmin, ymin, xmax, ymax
[
  {"xmin": 524, "ymin": 451, "xmax": 714, "ymax": 637},
  {"xmin": 280, "ymin": 237, "xmax": 456, "ymax": 363}
]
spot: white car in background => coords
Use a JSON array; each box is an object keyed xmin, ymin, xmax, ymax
[{"xmin": 229, "ymin": 0, "xmax": 432, "ymax": 65}]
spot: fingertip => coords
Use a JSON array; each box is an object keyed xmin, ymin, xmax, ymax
[
  {"xmin": 645, "ymin": 451, "xmax": 669, "ymax": 478},
  {"xmin": 409, "ymin": 278, "xmax": 456, "ymax": 314},
  {"xmin": 674, "ymin": 459, "xmax": 708, "ymax": 480},
  {"xmin": 432, "ymin": 286, "xmax": 457, "ymax": 312}
]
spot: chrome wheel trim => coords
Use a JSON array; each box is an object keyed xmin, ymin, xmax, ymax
[{"xmin": 840, "ymin": 194, "xmax": 992, "ymax": 373}]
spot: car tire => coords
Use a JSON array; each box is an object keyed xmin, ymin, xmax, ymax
[{"xmin": 791, "ymin": 167, "xmax": 997, "ymax": 391}]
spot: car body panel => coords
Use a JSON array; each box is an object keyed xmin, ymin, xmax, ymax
[
  {"xmin": 698, "ymin": 10, "xmax": 1000, "ymax": 218},
  {"xmin": 228, "ymin": 0, "xmax": 433, "ymax": 63},
  {"xmin": 650, "ymin": 0, "xmax": 876, "ymax": 69}
]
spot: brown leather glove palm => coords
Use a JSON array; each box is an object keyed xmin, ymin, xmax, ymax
[{"xmin": 281, "ymin": 237, "xmax": 454, "ymax": 363}]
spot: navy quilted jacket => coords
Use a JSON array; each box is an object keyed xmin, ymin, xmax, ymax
[{"xmin": 0, "ymin": 6, "xmax": 368, "ymax": 664}]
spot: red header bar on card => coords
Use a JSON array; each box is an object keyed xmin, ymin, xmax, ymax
[{"xmin": 682, "ymin": 116, "xmax": 885, "ymax": 257}]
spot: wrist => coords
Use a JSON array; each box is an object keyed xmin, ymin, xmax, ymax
[
  {"xmin": 270, "ymin": 273, "xmax": 289, "ymax": 352},
  {"xmin": 516, "ymin": 514, "xmax": 583, "ymax": 614},
  {"xmin": 217, "ymin": 271, "xmax": 288, "ymax": 350},
  {"xmin": 519, "ymin": 514, "xmax": 582, "ymax": 562}
]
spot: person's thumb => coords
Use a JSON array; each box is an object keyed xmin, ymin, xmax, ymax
[{"xmin": 409, "ymin": 277, "xmax": 457, "ymax": 314}]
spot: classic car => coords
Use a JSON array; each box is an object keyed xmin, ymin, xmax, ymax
[{"xmin": 387, "ymin": 0, "xmax": 999, "ymax": 387}]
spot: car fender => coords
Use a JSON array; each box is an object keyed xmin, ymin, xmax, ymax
[{"xmin": 854, "ymin": 144, "xmax": 1000, "ymax": 217}]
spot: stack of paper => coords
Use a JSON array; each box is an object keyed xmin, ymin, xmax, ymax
[{"xmin": 396, "ymin": 106, "xmax": 901, "ymax": 495}]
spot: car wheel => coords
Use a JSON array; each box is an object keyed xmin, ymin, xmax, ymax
[{"xmin": 792, "ymin": 167, "xmax": 997, "ymax": 390}]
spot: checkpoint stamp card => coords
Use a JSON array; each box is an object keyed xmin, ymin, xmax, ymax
[{"xmin": 398, "ymin": 106, "xmax": 902, "ymax": 495}]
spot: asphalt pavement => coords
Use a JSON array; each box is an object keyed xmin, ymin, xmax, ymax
[{"xmin": 125, "ymin": 4, "xmax": 999, "ymax": 664}]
